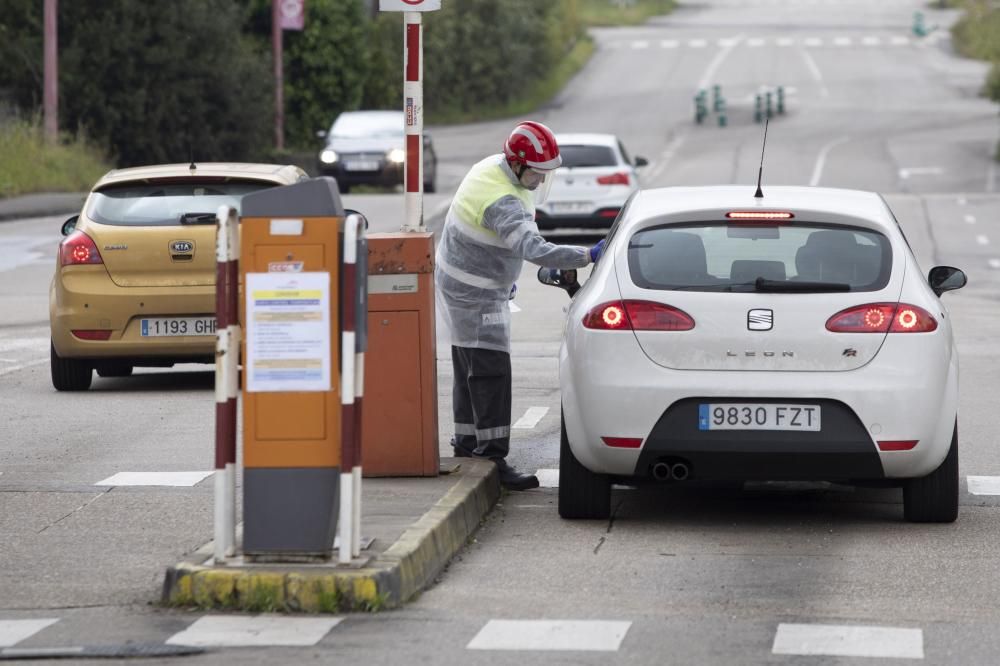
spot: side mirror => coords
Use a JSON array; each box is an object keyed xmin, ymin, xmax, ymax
[
  {"xmin": 634, "ymin": 156, "xmax": 649, "ymax": 167},
  {"xmin": 316, "ymin": 129, "xmax": 327, "ymax": 139},
  {"xmin": 61, "ymin": 215, "xmax": 79, "ymax": 236},
  {"xmin": 537, "ymin": 266, "xmax": 580, "ymax": 297},
  {"xmin": 928, "ymin": 266, "xmax": 967, "ymax": 296}
]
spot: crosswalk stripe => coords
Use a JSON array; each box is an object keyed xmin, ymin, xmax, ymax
[
  {"xmin": 0, "ymin": 620, "xmax": 59, "ymax": 648},
  {"xmin": 95, "ymin": 471, "xmax": 215, "ymax": 487},
  {"xmin": 967, "ymin": 475, "xmax": 1000, "ymax": 495},
  {"xmin": 513, "ymin": 406, "xmax": 548, "ymax": 429},
  {"xmin": 468, "ymin": 620, "xmax": 631, "ymax": 652},
  {"xmin": 772, "ymin": 623, "xmax": 923, "ymax": 659},
  {"xmin": 166, "ymin": 616, "xmax": 342, "ymax": 647},
  {"xmin": 535, "ymin": 469, "xmax": 559, "ymax": 488}
]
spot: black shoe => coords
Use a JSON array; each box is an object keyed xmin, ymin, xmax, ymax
[
  {"xmin": 493, "ymin": 458, "xmax": 539, "ymax": 491},
  {"xmin": 452, "ymin": 447, "xmax": 473, "ymax": 458}
]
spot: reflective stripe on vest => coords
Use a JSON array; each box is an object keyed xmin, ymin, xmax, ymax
[{"xmin": 452, "ymin": 156, "xmax": 534, "ymax": 237}]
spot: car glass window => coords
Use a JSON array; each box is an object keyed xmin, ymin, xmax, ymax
[
  {"xmin": 627, "ymin": 223, "xmax": 891, "ymax": 292},
  {"xmin": 559, "ymin": 145, "xmax": 617, "ymax": 168},
  {"xmin": 87, "ymin": 181, "xmax": 276, "ymax": 227},
  {"xmin": 331, "ymin": 113, "xmax": 403, "ymax": 139}
]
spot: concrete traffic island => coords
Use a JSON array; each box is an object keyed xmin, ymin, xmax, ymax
[{"xmin": 161, "ymin": 458, "xmax": 499, "ymax": 612}]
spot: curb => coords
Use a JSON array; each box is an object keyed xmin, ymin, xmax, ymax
[
  {"xmin": 0, "ymin": 193, "xmax": 86, "ymax": 222},
  {"xmin": 161, "ymin": 458, "xmax": 500, "ymax": 613}
]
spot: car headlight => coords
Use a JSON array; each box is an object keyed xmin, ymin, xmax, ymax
[
  {"xmin": 387, "ymin": 148, "xmax": 405, "ymax": 164},
  {"xmin": 320, "ymin": 149, "xmax": 338, "ymax": 164}
]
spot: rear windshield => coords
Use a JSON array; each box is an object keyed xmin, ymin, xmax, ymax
[
  {"xmin": 87, "ymin": 181, "xmax": 275, "ymax": 227},
  {"xmin": 627, "ymin": 223, "xmax": 892, "ymax": 292},
  {"xmin": 331, "ymin": 113, "xmax": 403, "ymax": 139},
  {"xmin": 559, "ymin": 145, "xmax": 617, "ymax": 168}
]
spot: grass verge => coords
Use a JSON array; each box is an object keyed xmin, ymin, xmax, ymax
[
  {"xmin": 578, "ymin": 0, "xmax": 676, "ymax": 27},
  {"xmin": 0, "ymin": 118, "xmax": 110, "ymax": 198}
]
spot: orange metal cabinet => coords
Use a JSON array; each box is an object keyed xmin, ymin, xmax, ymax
[{"xmin": 362, "ymin": 232, "xmax": 439, "ymax": 476}]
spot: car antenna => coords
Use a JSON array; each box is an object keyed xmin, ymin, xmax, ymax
[{"xmin": 754, "ymin": 117, "xmax": 769, "ymax": 199}]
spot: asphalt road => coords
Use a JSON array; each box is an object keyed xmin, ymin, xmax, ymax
[{"xmin": 4, "ymin": 0, "xmax": 1000, "ymax": 663}]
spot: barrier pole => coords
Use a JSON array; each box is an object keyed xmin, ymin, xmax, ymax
[
  {"xmin": 338, "ymin": 215, "xmax": 360, "ymax": 564},
  {"xmin": 351, "ymin": 219, "xmax": 366, "ymax": 558},
  {"xmin": 402, "ymin": 11, "xmax": 424, "ymax": 232},
  {"xmin": 214, "ymin": 205, "xmax": 239, "ymax": 560}
]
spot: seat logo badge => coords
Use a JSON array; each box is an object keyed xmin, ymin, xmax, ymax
[
  {"xmin": 843, "ymin": 348, "xmax": 858, "ymax": 357},
  {"xmin": 103, "ymin": 244, "xmax": 127, "ymax": 251},
  {"xmin": 748, "ymin": 309, "xmax": 773, "ymax": 331},
  {"xmin": 170, "ymin": 240, "xmax": 194, "ymax": 253}
]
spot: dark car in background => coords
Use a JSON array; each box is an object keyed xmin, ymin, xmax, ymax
[{"xmin": 316, "ymin": 110, "xmax": 437, "ymax": 193}]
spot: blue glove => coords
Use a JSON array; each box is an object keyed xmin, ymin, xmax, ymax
[{"xmin": 589, "ymin": 239, "xmax": 606, "ymax": 263}]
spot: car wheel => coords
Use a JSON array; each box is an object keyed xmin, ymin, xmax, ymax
[
  {"xmin": 559, "ymin": 410, "xmax": 610, "ymax": 519},
  {"xmin": 903, "ymin": 422, "xmax": 959, "ymax": 523},
  {"xmin": 50, "ymin": 342, "xmax": 92, "ymax": 391},
  {"xmin": 96, "ymin": 362, "xmax": 133, "ymax": 378}
]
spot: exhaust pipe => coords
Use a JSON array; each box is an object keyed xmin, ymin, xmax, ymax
[
  {"xmin": 670, "ymin": 462, "xmax": 690, "ymax": 481},
  {"xmin": 651, "ymin": 462, "xmax": 672, "ymax": 481}
]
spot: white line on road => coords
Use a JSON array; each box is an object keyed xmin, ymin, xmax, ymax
[
  {"xmin": 95, "ymin": 471, "xmax": 215, "ymax": 487},
  {"xmin": 810, "ymin": 136, "xmax": 850, "ymax": 186},
  {"xmin": 776, "ymin": 37, "xmax": 795, "ymax": 47},
  {"xmin": 968, "ymin": 475, "xmax": 1000, "ymax": 494},
  {"xmin": 646, "ymin": 134, "xmax": 687, "ymax": 185},
  {"xmin": 898, "ymin": 166, "xmax": 943, "ymax": 179},
  {"xmin": 661, "ymin": 39, "xmax": 678, "ymax": 48},
  {"xmin": 718, "ymin": 38, "xmax": 739, "ymax": 47},
  {"xmin": 799, "ymin": 49, "xmax": 828, "ymax": 98},
  {"xmin": 697, "ymin": 34, "xmax": 744, "ymax": 89},
  {"xmin": 890, "ymin": 36, "xmax": 910, "ymax": 46},
  {"xmin": 772, "ymin": 623, "xmax": 923, "ymax": 659},
  {"xmin": 513, "ymin": 406, "xmax": 549, "ymax": 429},
  {"xmin": 804, "ymin": 37, "xmax": 822, "ymax": 47},
  {"xmin": 833, "ymin": 37, "xmax": 852, "ymax": 46},
  {"xmin": 167, "ymin": 616, "xmax": 342, "ymax": 647},
  {"xmin": 0, "ymin": 620, "xmax": 59, "ymax": 648},
  {"xmin": 958, "ymin": 196, "xmax": 967, "ymax": 205},
  {"xmin": 535, "ymin": 469, "xmax": 559, "ymax": 488},
  {"xmin": 0, "ymin": 358, "xmax": 47, "ymax": 377},
  {"xmin": 631, "ymin": 40, "xmax": 649, "ymax": 49},
  {"xmin": 747, "ymin": 38, "xmax": 766, "ymax": 47},
  {"xmin": 689, "ymin": 38, "xmax": 708, "ymax": 48},
  {"xmin": 976, "ymin": 234, "xmax": 990, "ymax": 246},
  {"xmin": 861, "ymin": 36, "xmax": 881, "ymax": 46},
  {"xmin": 964, "ymin": 214, "xmax": 976, "ymax": 224},
  {"xmin": 989, "ymin": 259, "xmax": 1000, "ymax": 269},
  {"xmin": 468, "ymin": 620, "xmax": 632, "ymax": 652}
]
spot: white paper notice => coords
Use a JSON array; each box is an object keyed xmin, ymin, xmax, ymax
[{"xmin": 246, "ymin": 272, "xmax": 331, "ymax": 393}]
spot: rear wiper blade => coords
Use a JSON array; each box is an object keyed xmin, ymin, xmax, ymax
[
  {"xmin": 754, "ymin": 277, "xmax": 851, "ymax": 292},
  {"xmin": 179, "ymin": 212, "xmax": 218, "ymax": 225}
]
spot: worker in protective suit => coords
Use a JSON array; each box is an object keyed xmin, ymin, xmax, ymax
[{"xmin": 435, "ymin": 121, "xmax": 605, "ymax": 490}]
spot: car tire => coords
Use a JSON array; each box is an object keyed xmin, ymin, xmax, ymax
[
  {"xmin": 96, "ymin": 363, "xmax": 133, "ymax": 378},
  {"xmin": 903, "ymin": 423, "xmax": 959, "ymax": 523},
  {"xmin": 559, "ymin": 410, "xmax": 611, "ymax": 519},
  {"xmin": 50, "ymin": 342, "xmax": 92, "ymax": 391}
]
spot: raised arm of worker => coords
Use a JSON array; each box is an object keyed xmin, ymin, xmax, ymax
[{"xmin": 483, "ymin": 196, "xmax": 600, "ymax": 269}]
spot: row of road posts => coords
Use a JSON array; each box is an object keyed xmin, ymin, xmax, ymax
[
  {"xmin": 694, "ymin": 85, "xmax": 786, "ymax": 126},
  {"xmin": 213, "ymin": 178, "xmax": 368, "ymax": 564}
]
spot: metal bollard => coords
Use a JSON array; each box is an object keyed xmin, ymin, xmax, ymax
[
  {"xmin": 765, "ymin": 91, "xmax": 773, "ymax": 120},
  {"xmin": 717, "ymin": 98, "xmax": 727, "ymax": 127},
  {"xmin": 777, "ymin": 86, "xmax": 785, "ymax": 114},
  {"xmin": 712, "ymin": 84, "xmax": 722, "ymax": 112},
  {"xmin": 754, "ymin": 94, "xmax": 763, "ymax": 123}
]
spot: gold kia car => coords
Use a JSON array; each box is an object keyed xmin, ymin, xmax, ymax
[{"xmin": 49, "ymin": 162, "xmax": 308, "ymax": 391}]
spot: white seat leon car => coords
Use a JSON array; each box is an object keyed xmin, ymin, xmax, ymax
[
  {"xmin": 541, "ymin": 186, "xmax": 967, "ymax": 523},
  {"xmin": 534, "ymin": 133, "xmax": 646, "ymax": 231}
]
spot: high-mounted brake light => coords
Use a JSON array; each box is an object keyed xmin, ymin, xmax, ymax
[
  {"xmin": 583, "ymin": 300, "xmax": 695, "ymax": 331},
  {"xmin": 726, "ymin": 211, "xmax": 794, "ymax": 220},
  {"xmin": 596, "ymin": 172, "xmax": 630, "ymax": 186},
  {"xmin": 825, "ymin": 303, "xmax": 938, "ymax": 333},
  {"xmin": 60, "ymin": 230, "xmax": 104, "ymax": 267}
]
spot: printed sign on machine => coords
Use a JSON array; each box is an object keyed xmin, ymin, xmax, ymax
[{"xmin": 245, "ymin": 271, "xmax": 331, "ymax": 393}]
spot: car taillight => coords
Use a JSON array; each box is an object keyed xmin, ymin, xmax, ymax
[
  {"xmin": 825, "ymin": 303, "xmax": 938, "ymax": 333},
  {"xmin": 583, "ymin": 300, "xmax": 695, "ymax": 331},
  {"xmin": 596, "ymin": 172, "xmax": 630, "ymax": 186},
  {"xmin": 60, "ymin": 231, "xmax": 104, "ymax": 267},
  {"xmin": 72, "ymin": 330, "xmax": 112, "ymax": 340},
  {"xmin": 597, "ymin": 208, "xmax": 620, "ymax": 219},
  {"xmin": 602, "ymin": 437, "xmax": 643, "ymax": 448}
]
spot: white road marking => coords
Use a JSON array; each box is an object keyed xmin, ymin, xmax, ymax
[
  {"xmin": 776, "ymin": 37, "xmax": 795, "ymax": 47},
  {"xmin": 718, "ymin": 38, "xmax": 739, "ymax": 47},
  {"xmin": 890, "ymin": 36, "xmax": 911, "ymax": 46},
  {"xmin": 689, "ymin": 39, "xmax": 708, "ymax": 48},
  {"xmin": 898, "ymin": 166, "xmax": 942, "ymax": 179},
  {"xmin": 0, "ymin": 358, "xmax": 48, "ymax": 378},
  {"xmin": 631, "ymin": 40, "xmax": 649, "ymax": 50},
  {"xmin": 964, "ymin": 214, "xmax": 976, "ymax": 224},
  {"xmin": 95, "ymin": 471, "xmax": 215, "ymax": 487},
  {"xmin": 803, "ymin": 37, "xmax": 822, "ymax": 47},
  {"xmin": 747, "ymin": 38, "xmax": 766, "ymax": 47},
  {"xmin": 697, "ymin": 34, "xmax": 744, "ymax": 90},
  {"xmin": 0, "ymin": 620, "xmax": 59, "ymax": 648},
  {"xmin": 833, "ymin": 37, "xmax": 852, "ymax": 46},
  {"xmin": 810, "ymin": 136, "xmax": 850, "ymax": 186},
  {"xmin": 646, "ymin": 134, "xmax": 687, "ymax": 184},
  {"xmin": 967, "ymin": 475, "xmax": 1000, "ymax": 495},
  {"xmin": 989, "ymin": 259, "xmax": 1000, "ymax": 269},
  {"xmin": 861, "ymin": 36, "xmax": 881, "ymax": 46},
  {"xmin": 958, "ymin": 196, "xmax": 967, "ymax": 205},
  {"xmin": 976, "ymin": 234, "xmax": 990, "ymax": 246},
  {"xmin": 513, "ymin": 406, "xmax": 548, "ymax": 429},
  {"xmin": 772, "ymin": 623, "xmax": 924, "ymax": 659},
  {"xmin": 166, "ymin": 615, "xmax": 342, "ymax": 647},
  {"xmin": 800, "ymin": 49, "xmax": 829, "ymax": 98},
  {"xmin": 535, "ymin": 469, "xmax": 560, "ymax": 488},
  {"xmin": 467, "ymin": 620, "xmax": 631, "ymax": 652},
  {"xmin": 660, "ymin": 39, "xmax": 679, "ymax": 49}
]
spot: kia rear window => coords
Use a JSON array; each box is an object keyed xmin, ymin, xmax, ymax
[
  {"xmin": 627, "ymin": 223, "xmax": 891, "ymax": 292},
  {"xmin": 559, "ymin": 145, "xmax": 617, "ymax": 168},
  {"xmin": 87, "ymin": 181, "xmax": 275, "ymax": 226}
]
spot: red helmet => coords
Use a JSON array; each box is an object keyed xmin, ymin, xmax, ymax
[{"xmin": 503, "ymin": 121, "xmax": 562, "ymax": 171}]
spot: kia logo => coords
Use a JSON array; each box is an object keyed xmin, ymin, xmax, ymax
[{"xmin": 170, "ymin": 241, "xmax": 194, "ymax": 253}]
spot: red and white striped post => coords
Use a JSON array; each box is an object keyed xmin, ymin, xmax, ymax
[
  {"xmin": 402, "ymin": 10, "xmax": 424, "ymax": 232},
  {"xmin": 339, "ymin": 215, "xmax": 362, "ymax": 563},
  {"xmin": 214, "ymin": 206, "xmax": 240, "ymax": 561}
]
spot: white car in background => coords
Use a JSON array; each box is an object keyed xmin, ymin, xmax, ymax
[
  {"xmin": 540, "ymin": 185, "xmax": 967, "ymax": 523},
  {"xmin": 535, "ymin": 133, "xmax": 646, "ymax": 230}
]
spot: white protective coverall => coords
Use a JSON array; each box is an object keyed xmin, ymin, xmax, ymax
[{"xmin": 435, "ymin": 154, "xmax": 591, "ymax": 352}]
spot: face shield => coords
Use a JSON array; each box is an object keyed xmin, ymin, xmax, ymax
[{"xmin": 520, "ymin": 167, "xmax": 555, "ymax": 205}]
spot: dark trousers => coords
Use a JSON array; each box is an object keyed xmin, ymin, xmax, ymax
[{"xmin": 451, "ymin": 345, "xmax": 511, "ymax": 460}]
